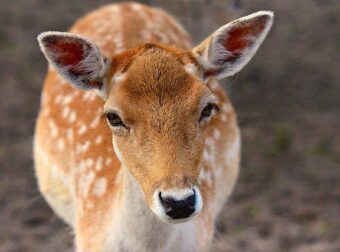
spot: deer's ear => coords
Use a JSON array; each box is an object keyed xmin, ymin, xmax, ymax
[
  {"xmin": 193, "ymin": 11, "xmax": 274, "ymax": 80},
  {"xmin": 38, "ymin": 31, "xmax": 110, "ymax": 90}
]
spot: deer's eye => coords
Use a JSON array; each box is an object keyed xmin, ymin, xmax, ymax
[
  {"xmin": 199, "ymin": 103, "xmax": 214, "ymax": 122},
  {"xmin": 106, "ymin": 112, "xmax": 126, "ymax": 128}
]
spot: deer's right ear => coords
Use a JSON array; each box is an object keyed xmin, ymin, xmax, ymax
[
  {"xmin": 38, "ymin": 31, "xmax": 110, "ymax": 91},
  {"xmin": 192, "ymin": 11, "xmax": 274, "ymax": 81}
]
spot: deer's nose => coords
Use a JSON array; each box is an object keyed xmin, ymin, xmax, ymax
[{"xmin": 159, "ymin": 190, "xmax": 196, "ymax": 219}]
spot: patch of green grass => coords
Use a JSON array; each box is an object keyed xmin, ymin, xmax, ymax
[
  {"xmin": 0, "ymin": 33, "xmax": 17, "ymax": 53},
  {"xmin": 314, "ymin": 139, "xmax": 332, "ymax": 155},
  {"xmin": 303, "ymin": 138, "xmax": 340, "ymax": 163},
  {"xmin": 336, "ymin": 38, "xmax": 340, "ymax": 51},
  {"xmin": 306, "ymin": 164, "xmax": 318, "ymax": 175},
  {"xmin": 247, "ymin": 203, "xmax": 261, "ymax": 218},
  {"xmin": 274, "ymin": 127, "xmax": 293, "ymax": 150},
  {"xmin": 316, "ymin": 221, "xmax": 335, "ymax": 238},
  {"xmin": 266, "ymin": 126, "xmax": 294, "ymax": 156}
]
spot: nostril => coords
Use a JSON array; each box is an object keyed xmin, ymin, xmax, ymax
[
  {"xmin": 186, "ymin": 194, "xmax": 196, "ymax": 209},
  {"xmin": 159, "ymin": 192, "xmax": 173, "ymax": 212},
  {"xmin": 159, "ymin": 190, "xmax": 196, "ymax": 219}
]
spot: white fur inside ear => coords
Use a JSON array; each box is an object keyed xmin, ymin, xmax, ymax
[
  {"xmin": 194, "ymin": 11, "xmax": 274, "ymax": 80},
  {"xmin": 38, "ymin": 31, "xmax": 110, "ymax": 90}
]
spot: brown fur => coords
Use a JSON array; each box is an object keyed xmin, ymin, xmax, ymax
[{"xmin": 33, "ymin": 2, "xmax": 257, "ymax": 251}]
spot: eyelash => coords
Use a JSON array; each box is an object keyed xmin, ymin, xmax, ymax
[
  {"xmin": 105, "ymin": 112, "xmax": 127, "ymax": 128},
  {"xmin": 199, "ymin": 103, "xmax": 218, "ymax": 122},
  {"xmin": 104, "ymin": 102, "xmax": 218, "ymax": 130}
]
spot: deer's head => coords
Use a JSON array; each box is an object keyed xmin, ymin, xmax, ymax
[{"xmin": 38, "ymin": 11, "xmax": 273, "ymax": 223}]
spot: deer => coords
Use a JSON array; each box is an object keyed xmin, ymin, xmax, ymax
[{"xmin": 35, "ymin": 2, "xmax": 273, "ymax": 251}]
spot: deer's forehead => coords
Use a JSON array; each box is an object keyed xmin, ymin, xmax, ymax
[
  {"xmin": 125, "ymin": 49, "xmax": 198, "ymax": 90},
  {"xmin": 108, "ymin": 46, "xmax": 200, "ymax": 91},
  {"xmin": 106, "ymin": 47, "xmax": 206, "ymax": 114},
  {"xmin": 107, "ymin": 79, "xmax": 205, "ymax": 119}
]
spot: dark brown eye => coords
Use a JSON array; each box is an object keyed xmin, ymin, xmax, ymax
[
  {"xmin": 106, "ymin": 112, "xmax": 126, "ymax": 128},
  {"xmin": 199, "ymin": 103, "xmax": 214, "ymax": 122}
]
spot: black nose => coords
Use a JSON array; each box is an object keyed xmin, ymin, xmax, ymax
[{"xmin": 159, "ymin": 191, "xmax": 196, "ymax": 219}]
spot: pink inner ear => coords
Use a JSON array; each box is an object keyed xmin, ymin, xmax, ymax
[
  {"xmin": 44, "ymin": 37, "xmax": 97, "ymax": 82},
  {"xmin": 46, "ymin": 38, "xmax": 87, "ymax": 67},
  {"xmin": 220, "ymin": 15, "xmax": 269, "ymax": 62},
  {"xmin": 40, "ymin": 34, "xmax": 105, "ymax": 89}
]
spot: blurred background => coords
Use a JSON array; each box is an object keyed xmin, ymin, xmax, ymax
[{"xmin": 0, "ymin": 0, "xmax": 339, "ymax": 251}]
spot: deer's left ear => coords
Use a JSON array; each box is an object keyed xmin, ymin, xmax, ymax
[
  {"xmin": 38, "ymin": 31, "xmax": 110, "ymax": 91},
  {"xmin": 193, "ymin": 11, "xmax": 274, "ymax": 80}
]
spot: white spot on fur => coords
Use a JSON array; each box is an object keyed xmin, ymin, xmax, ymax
[
  {"xmin": 54, "ymin": 94, "xmax": 63, "ymax": 104},
  {"xmin": 62, "ymin": 95, "xmax": 73, "ymax": 105},
  {"xmin": 90, "ymin": 116, "xmax": 100, "ymax": 128},
  {"xmin": 78, "ymin": 171, "xmax": 95, "ymax": 198},
  {"xmin": 213, "ymin": 129, "xmax": 221, "ymax": 140},
  {"xmin": 86, "ymin": 158, "xmax": 94, "ymax": 168},
  {"xmin": 69, "ymin": 110, "xmax": 77, "ymax": 123},
  {"xmin": 224, "ymin": 128, "xmax": 241, "ymax": 166},
  {"xmin": 78, "ymin": 124, "xmax": 87, "ymax": 135},
  {"xmin": 113, "ymin": 34, "xmax": 124, "ymax": 53},
  {"xmin": 95, "ymin": 157, "xmax": 104, "ymax": 171},
  {"xmin": 48, "ymin": 119, "xmax": 58, "ymax": 138},
  {"xmin": 222, "ymin": 103, "xmax": 232, "ymax": 112},
  {"xmin": 57, "ymin": 138, "xmax": 65, "ymax": 151},
  {"xmin": 62, "ymin": 106, "xmax": 70, "ymax": 118},
  {"xmin": 83, "ymin": 91, "xmax": 97, "ymax": 101},
  {"xmin": 56, "ymin": 73, "xmax": 68, "ymax": 86},
  {"xmin": 203, "ymin": 149, "xmax": 212, "ymax": 164},
  {"xmin": 78, "ymin": 160, "xmax": 87, "ymax": 172},
  {"xmin": 105, "ymin": 158, "xmax": 112, "ymax": 166},
  {"xmin": 76, "ymin": 141, "xmax": 91, "ymax": 154},
  {"xmin": 221, "ymin": 113, "xmax": 228, "ymax": 122},
  {"xmin": 92, "ymin": 177, "xmax": 107, "ymax": 197},
  {"xmin": 43, "ymin": 107, "xmax": 50, "ymax": 116},
  {"xmin": 199, "ymin": 168, "xmax": 213, "ymax": 186},
  {"xmin": 205, "ymin": 137, "xmax": 216, "ymax": 165},
  {"xmin": 131, "ymin": 2, "xmax": 143, "ymax": 11},
  {"xmin": 205, "ymin": 137, "xmax": 214, "ymax": 148},
  {"xmin": 87, "ymin": 202, "xmax": 94, "ymax": 209},
  {"xmin": 95, "ymin": 135, "xmax": 103, "ymax": 145},
  {"xmin": 67, "ymin": 128, "xmax": 73, "ymax": 142},
  {"xmin": 41, "ymin": 92, "xmax": 48, "ymax": 106},
  {"xmin": 110, "ymin": 5, "xmax": 121, "ymax": 14},
  {"xmin": 112, "ymin": 72, "xmax": 127, "ymax": 84}
]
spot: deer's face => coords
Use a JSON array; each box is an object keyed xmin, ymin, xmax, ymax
[
  {"xmin": 38, "ymin": 11, "xmax": 273, "ymax": 223},
  {"xmin": 103, "ymin": 47, "xmax": 218, "ymax": 222}
]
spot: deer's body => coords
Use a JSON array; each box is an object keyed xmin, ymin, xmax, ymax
[{"xmin": 35, "ymin": 3, "xmax": 273, "ymax": 251}]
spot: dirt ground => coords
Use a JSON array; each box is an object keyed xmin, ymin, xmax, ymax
[{"xmin": 0, "ymin": 0, "xmax": 339, "ymax": 251}]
